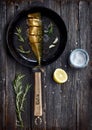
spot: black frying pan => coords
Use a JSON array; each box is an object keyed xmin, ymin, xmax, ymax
[{"xmin": 6, "ymin": 4, "xmax": 67, "ymax": 122}]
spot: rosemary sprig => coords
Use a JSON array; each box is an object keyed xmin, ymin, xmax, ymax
[
  {"xmin": 44, "ymin": 22, "xmax": 53, "ymax": 36},
  {"xmin": 15, "ymin": 27, "xmax": 24, "ymax": 42},
  {"xmin": 17, "ymin": 45, "xmax": 30, "ymax": 54},
  {"xmin": 13, "ymin": 74, "xmax": 31, "ymax": 127}
]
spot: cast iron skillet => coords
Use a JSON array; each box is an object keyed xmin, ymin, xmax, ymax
[{"xmin": 6, "ymin": 5, "xmax": 67, "ymax": 122}]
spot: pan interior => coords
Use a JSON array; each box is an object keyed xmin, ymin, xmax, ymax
[{"xmin": 7, "ymin": 7, "xmax": 67, "ymax": 67}]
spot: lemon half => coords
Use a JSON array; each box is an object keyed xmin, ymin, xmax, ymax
[{"xmin": 53, "ymin": 68, "xmax": 68, "ymax": 84}]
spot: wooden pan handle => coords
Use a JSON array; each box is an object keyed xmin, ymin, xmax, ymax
[{"xmin": 34, "ymin": 72, "xmax": 42, "ymax": 116}]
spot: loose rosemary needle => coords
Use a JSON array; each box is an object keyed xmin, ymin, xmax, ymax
[
  {"xmin": 44, "ymin": 22, "xmax": 53, "ymax": 36},
  {"xmin": 15, "ymin": 27, "xmax": 24, "ymax": 43},
  {"xmin": 13, "ymin": 74, "xmax": 31, "ymax": 127},
  {"xmin": 17, "ymin": 45, "xmax": 30, "ymax": 54}
]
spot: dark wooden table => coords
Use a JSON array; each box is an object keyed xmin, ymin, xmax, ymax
[{"xmin": 0, "ymin": 0, "xmax": 92, "ymax": 130}]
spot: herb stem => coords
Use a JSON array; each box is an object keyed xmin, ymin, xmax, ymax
[{"xmin": 20, "ymin": 84, "xmax": 31, "ymax": 111}]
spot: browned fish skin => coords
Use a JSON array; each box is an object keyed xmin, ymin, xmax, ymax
[
  {"xmin": 27, "ymin": 26, "xmax": 42, "ymax": 36},
  {"xmin": 28, "ymin": 35, "xmax": 42, "ymax": 43},
  {"xmin": 27, "ymin": 19, "xmax": 42, "ymax": 26},
  {"xmin": 28, "ymin": 13, "xmax": 41, "ymax": 19},
  {"xmin": 27, "ymin": 13, "xmax": 42, "ymax": 65}
]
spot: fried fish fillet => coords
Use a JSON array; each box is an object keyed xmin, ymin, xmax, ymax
[{"xmin": 27, "ymin": 13, "xmax": 42, "ymax": 65}]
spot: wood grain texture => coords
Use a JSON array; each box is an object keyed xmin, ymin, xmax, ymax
[
  {"xmin": 88, "ymin": 2, "xmax": 92, "ymax": 130},
  {"xmin": 34, "ymin": 72, "xmax": 42, "ymax": 116},
  {"xmin": 0, "ymin": 0, "xmax": 92, "ymax": 130},
  {"xmin": 78, "ymin": 1, "xmax": 91, "ymax": 130},
  {"xmin": 5, "ymin": 2, "xmax": 16, "ymax": 130}
]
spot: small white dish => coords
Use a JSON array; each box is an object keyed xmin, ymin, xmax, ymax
[{"xmin": 69, "ymin": 49, "xmax": 89, "ymax": 68}]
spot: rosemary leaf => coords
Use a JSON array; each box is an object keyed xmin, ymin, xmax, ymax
[
  {"xmin": 48, "ymin": 23, "xmax": 53, "ymax": 35},
  {"xmin": 17, "ymin": 46, "xmax": 30, "ymax": 54},
  {"xmin": 16, "ymin": 27, "xmax": 21, "ymax": 33},
  {"xmin": 14, "ymin": 32, "xmax": 20, "ymax": 36},
  {"xmin": 18, "ymin": 36, "xmax": 25, "ymax": 42},
  {"xmin": 15, "ymin": 27, "xmax": 24, "ymax": 43},
  {"xmin": 44, "ymin": 22, "xmax": 53, "ymax": 36}
]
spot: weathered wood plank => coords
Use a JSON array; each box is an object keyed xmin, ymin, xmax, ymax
[
  {"xmin": 60, "ymin": 2, "xmax": 79, "ymax": 130},
  {"xmin": 77, "ymin": 1, "xmax": 90, "ymax": 130},
  {"xmin": 0, "ymin": 2, "xmax": 6, "ymax": 129},
  {"xmin": 42, "ymin": 2, "xmax": 61, "ymax": 128},
  {"xmin": 88, "ymin": 3, "xmax": 92, "ymax": 130},
  {"xmin": 14, "ymin": 0, "xmax": 28, "ymax": 13},
  {"xmin": 5, "ymin": 2, "xmax": 16, "ymax": 130},
  {"xmin": 0, "ymin": 2, "xmax": 10, "ymax": 130},
  {"xmin": 47, "ymin": 1, "xmax": 61, "ymax": 130},
  {"xmin": 44, "ymin": 1, "xmax": 78, "ymax": 129},
  {"xmin": 5, "ymin": 0, "xmax": 91, "ymax": 4}
]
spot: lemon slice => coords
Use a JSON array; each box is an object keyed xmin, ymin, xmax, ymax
[{"xmin": 53, "ymin": 68, "xmax": 68, "ymax": 84}]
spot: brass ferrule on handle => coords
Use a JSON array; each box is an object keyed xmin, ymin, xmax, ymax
[{"xmin": 34, "ymin": 72, "xmax": 42, "ymax": 116}]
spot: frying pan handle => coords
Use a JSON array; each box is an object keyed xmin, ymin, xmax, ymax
[{"xmin": 34, "ymin": 72, "xmax": 42, "ymax": 116}]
